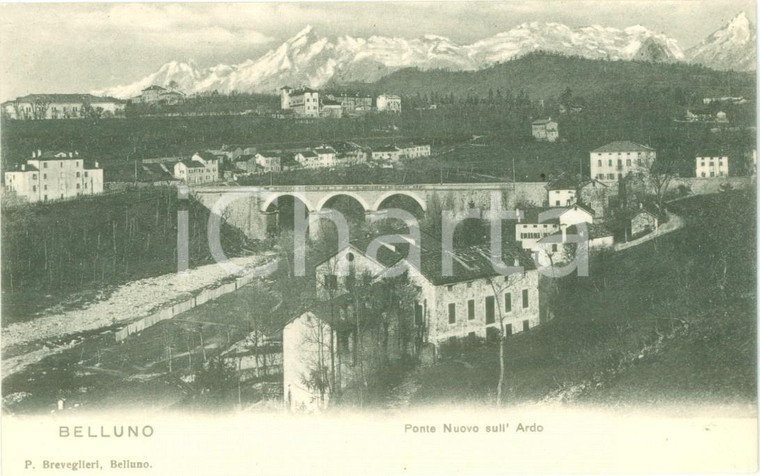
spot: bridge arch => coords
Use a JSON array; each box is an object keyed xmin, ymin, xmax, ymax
[
  {"xmin": 316, "ymin": 192, "xmax": 372, "ymax": 212},
  {"xmin": 373, "ymin": 191, "xmax": 427, "ymax": 213},
  {"xmin": 260, "ymin": 192, "xmax": 314, "ymax": 213}
]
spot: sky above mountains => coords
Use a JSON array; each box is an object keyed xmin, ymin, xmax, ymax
[{"xmin": 0, "ymin": 1, "xmax": 756, "ymax": 100}]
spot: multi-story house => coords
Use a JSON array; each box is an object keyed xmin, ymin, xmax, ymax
[
  {"xmin": 4, "ymin": 150, "xmax": 104, "ymax": 202},
  {"xmin": 515, "ymin": 204, "xmax": 595, "ymax": 251},
  {"xmin": 131, "ymin": 85, "xmax": 185, "ymax": 105},
  {"xmin": 376, "ymin": 94, "xmax": 401, "ymax": 112},
  {"xmin": 254, "ymin": 152, "xmax": 283, "ymax": 173},
  {"xmin": 173, "ymin": 153, "xmax": 219, "ymax": 185},
  {"xmin": 2, "ymin": 94, "xmax": 126, "ymax": 120},
  {"xmin": 696, "ymin": 155, "xmax": 729, "ymax": 178},
  {"xmin": 546, "ymin": 175, "xmax": 581, "ymax": 207},
  {"xmin": 280, "ymin": 87, "xmax": 320, "ymax": 117},
  {"xmin": 590, "ymin": 141, "xmax": 656, "ymax": 182},
  {"xmin": 531, "ymin": 118, "xmax": 558, "ymax": 142},
  {"xmin": 370, "ymin": 145, "xmax": 401, "ymax": 162},
  {"xmin": 397, "ymin": 142, "xmax": 431, "ymax": 159},
  {"xmin": 285, "ymin": 233, "xmax": 542, "ymax": 409},
  {"xmin": 295, "ymin": 148, "xmax": 336, "ymax": 169}
]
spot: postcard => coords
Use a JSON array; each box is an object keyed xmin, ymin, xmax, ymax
[{"xmin": 1, "ymin": 2, "xmax": 757, "ymax": 474}]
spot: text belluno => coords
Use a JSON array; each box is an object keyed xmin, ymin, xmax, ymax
[{"xmin": 59, "ymin": 425, "xmax": 154, "ymax": 438}]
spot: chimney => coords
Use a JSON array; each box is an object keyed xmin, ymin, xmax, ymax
[
  {"xmin": 37, "ymin": 149, "xmax": 41, "ymax": 157},
  {"xmin": 95, "ymin": 161, "xmax": 100, "ymax": 168},
  {"xmin": 639, "ymin": 202, "xmax": 643, "ymax": 210},
  {"xmin": 69, "ymin": 152, "xmax": 73, "ymax": 158},
  {"xmin": 75, "ymin": 151, "xmax": 79, "ymax": 156},
  {"xmin": 513, "ymin": 257, "xmax": 519, "ymax": 267},
  {"xmin": 561, "ymin": 227, "xmax": 567, "ymax": 243},
  {"xmin": 516, "ymin": 208, "xmax": 522, "ymax": 223},
  {"xmin": 31, "ymin": 151, "xmax": 36, "ymax": 158},
  {"xmin": 21, "ymin": 164, "xmax": 26, "ymax": 171}
]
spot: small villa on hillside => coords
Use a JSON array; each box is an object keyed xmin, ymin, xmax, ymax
[{"xmin": 531, "ymin": 118, "xmax": 558, "ymax": 142}]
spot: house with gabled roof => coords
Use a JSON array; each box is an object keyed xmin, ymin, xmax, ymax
[{"xmin": 532, "ymin": 118, "xmax": 558, "ymax": 142}]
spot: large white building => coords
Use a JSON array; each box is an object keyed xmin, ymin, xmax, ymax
[
  {"xmin": 4, "ymin": 150, "xmax": 104, "ymax": 202},
  {"xmin": 590, "ymin": 141, "xmax": 656, "ymax": 182},
  {"xmin": 173, "ymin": 153, "xmax": 219, "ymax": 185},
  {"xmin": 2, "ymin": 94, "xmax": 126, "ymax": 120},
  {"xmin": 280, "ymin": 87, "xmax": 320, "ymax": 118},
  {"xmin": 696, "ymin": 155, "xmax": 729, "ymax": 178},
  {"xmin": 284, "ymin": 234, "xmax": 542, "ymax": 410},
  {"xmin": 376, "ymin": 94, "xmax": 401, "ymax": 112}
]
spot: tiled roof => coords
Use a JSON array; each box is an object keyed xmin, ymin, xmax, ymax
[
  {"xmin": 314, "ymin": 147, "xmax": 335, "ymax": 155},
  {"xmin": 591, "ymin": 141, "xmax": 654, "ymax": 153},
  {"xmin": 143, "ymin": 85, "xmax": 166, "ymax": 91},
  {"xmin": 297, "ymin": 150, "xmax": 318, "ymax": 158},
  {"xmin": 532, "ymin": 118, "xmax": 555, "ymax": 125}
]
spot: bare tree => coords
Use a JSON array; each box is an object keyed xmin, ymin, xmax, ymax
[
  {"xmin": 645, "ymin": 159, "xmax": 677, "ymax": 212},
  {"xmin": 487, "ymin": 272, "xmax": 525, "ymax": 406}
]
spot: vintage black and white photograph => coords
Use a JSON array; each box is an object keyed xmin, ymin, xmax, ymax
[{"xmin": 0, "ymin": 1, "xmax": 757, "ymax": 474}]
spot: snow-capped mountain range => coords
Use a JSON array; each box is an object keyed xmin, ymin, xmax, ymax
[
  {"xmin": 93, "ymin": 13, "xmax": 755, "ymax": 99},
  {"xmin": 686, "ymin": 11, "xmax": 756, "ymax": 72}
]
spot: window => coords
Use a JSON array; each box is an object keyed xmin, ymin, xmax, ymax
[
  {"xmin": 701, "ymin": 172, "xmax": 706, "ymax": 177},
  {"xmin": 467, "ymin": 300, "xmax": 475, "ymax": 320},
  {"xmin": 32, "ymin": 185, "xmax": 36, "ymax": 192},
  {"xmin": 447, "ymin": 285, "xmax": 454, "ymax": 292},
  {"xmin": 466, "ymin": 282, "xmax": 472, "ymax": 289},
  {"xmin": 448, "ymin": 303, "xmax": 456, "ymax": 324},
  {"xmin": 415, "ymin": 303, "xmax": 423, "ymax": 325},
  {"xmin": 523, "ymin": 320, "xmax": 530, "ymax": 332},
  {"xmin": 43, "ymin": 174, "xmax": 47, "ymax": 179},
  {"xmin": 505, "ymin": 324, "xmax": 512, "ymax": 336},
  {"xmin": 44, "ymin": 185, "xmax": 47, "ymax": 190},
  {"xmin": 552, "ymin": 244, "xmax": 558, "ymax": 252},
  {"xmin": 84, "ymin": 172, "xmax": 88, "ymax": 178},
  {"xmin": 597, "ymin": 160, "xmax": 601, "ymax": 167},
  {"xmin": 485, "ymin": 296, "xmax": 495, "ymax": 324},
  {"xmin": 76, "ymin": 172, "xmax": 81, "ymax": 178},
  {"xmin": 626, "ymin": 159, "xmax": 631, "ymax": 166},
  {"xmin": 324, "ymin": 274, "xmax": 337, "ymax": 290},
  {"xmin": 43, "ymin": 163, "xmax": 48, "ymax": 168},
  {"xmin": 555, "ymin": 200, "xmax": 560, "ymax": 206},
  {"xmin": 607, "ymin": 160, "xmax": 612, "ymax": 166},
  {"xmin": 32, "ymin": 174, "xmax": 37, "ymax": 179},
  {"xmin": 522, "ymin": 289, "xmax": 529, "ymax": 309},
  {"xmin": 76, "ymin": 183, "xmax": 80, "ymax": 189},
  {"xmin": 504, "ymin": 293, "xmax": 512, "ymax": 313}
]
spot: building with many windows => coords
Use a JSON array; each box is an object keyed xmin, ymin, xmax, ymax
[
  {"xmin": 590, "ymin": 141, "xmax": 656, "ymax": 182},
  {"xmin": 173, "ymin": 153, "xmax": 219, "ymax": 185},
  {"xmin": 280, "ymin": 87, "xmax": 321, "ymax": 117},
  {"xmin": 531, "ymin": 118, "xmax": 558, "ymax": 142},
  {"xmin": 376, "ymin": 94, "xmax": 401, "ymax": 112},
  {"xmin": 696, "ymin": 155, "xmax": 729, "ymax": 178},
  {"xmin": 4, "ymin": 150, "xmax": 104, "ymax": 202},
  {"xmin": 2, "ymin": 94, "xmax": 126, "ymax": 120}
]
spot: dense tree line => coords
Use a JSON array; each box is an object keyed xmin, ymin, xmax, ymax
[{"xmin": 2, "ymin": 187, "xmax": 254, "ymax": 303}]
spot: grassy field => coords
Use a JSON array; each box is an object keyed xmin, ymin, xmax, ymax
[{"xmin": 404, "ymin": 190, "xmax": 756, "ymax": 407}]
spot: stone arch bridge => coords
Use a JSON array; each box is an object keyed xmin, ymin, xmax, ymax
[{"xmin": 194, "ymin": 183, "xmax": 547, "ymax": 240}]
